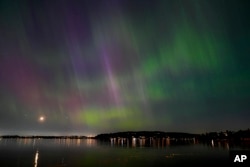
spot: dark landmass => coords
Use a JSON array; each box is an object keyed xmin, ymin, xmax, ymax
[
  {"xmin": 0, "ymin": 135, "xmax": 88, "ymax": 139},
  {"xmin": 95, "ymin": 129, "xmax": 250, "ymax": 141},
  {"xmin": 1, "ymin": 129, "xmax": 249, "ymax": 141},
  {"xmin": 95, "ymin": 131, "xmax": 198, "ymax": 139}
]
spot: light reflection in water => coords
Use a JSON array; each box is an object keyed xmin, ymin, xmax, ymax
[
  {"xmin": 52, "ymin": 138, "xmax": 97, "ymax": 147},
  {"xmin": 132, "ymin": 137, "xmax": 136, "ymax": 147},
  {"xmin": 33, "ymin": 139, "xmax": 36, "ymax": 148},
  {"xmin": 77, "ymin": 138, "xmax": 81, "ymax": 146},
  {"xmin": 17, "ymin": 138, "xmax": 33, "ymax": 146},
  {"xmin": 0, "ymin": 137, "xmax": 233, "ymax": 150},
  {"xmin": 34, "ymin": 150, "xmax": 39, "ymax": 167},
  {"xmin": 0, "ymin": 138, "xmax": 245, "ymax": 167},
  {"xmin": 86, "ymin": 138, "xmax": 97, "ymax": 147},
  {"xmin": 211, "ymin": 139, "xmax": 214, "ymax": 147},
  {"xmin": 226, "ymin": 142, "xmax": 229, "ymax": 150},
  {"xmin": 139, "ymin": 138, "xmax": 146, "ymax": 147},
  {"xmin": 166, "ymin": 137, "xmax": 170, "ymax": 146},
  {"xmin": 109, "ymin": 137, "xmax": 201, "ymax": 147}
]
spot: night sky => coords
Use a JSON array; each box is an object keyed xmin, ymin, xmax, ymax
[{"xmin": 0, "ymin": 0, "xmax": 249, "ymax": 136}]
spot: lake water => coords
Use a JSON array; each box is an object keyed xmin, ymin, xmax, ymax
[{"xmin": 0, "ymin": 138, "xmax": 248, "ymax": 167}]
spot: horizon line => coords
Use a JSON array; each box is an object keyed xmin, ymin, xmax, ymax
[{"xmin": 1, "ymin": 128, "xmax": 249, "ymax": 137}]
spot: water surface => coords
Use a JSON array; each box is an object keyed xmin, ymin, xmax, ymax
[{"xmin": 0, "ymin": 138, "xmax": 247, "ymax": 167}]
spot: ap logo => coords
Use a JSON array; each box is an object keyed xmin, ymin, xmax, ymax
[
  {"xmin": 230, "ymin": 150, "xmax": 249, "ymax": 166},
  {"xmin": 234, "ymin": 155, "xmax": 247, "ymax": 162}
]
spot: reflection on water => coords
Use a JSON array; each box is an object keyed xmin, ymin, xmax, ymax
[
  {"xmin": 86, "ymin": 138, "xmax": 97, "ymax": 147},
  {"xmin": 211, "ymin": 139, "xmax": 214, "ymax": 147},
  {"xmin": 111, "ymin": 137, "xmax": 198, "ymax": 148},
  {"xmin": 0, "ymin": 138, "xmax": 249, "ymax": 167},
  {"xmin": 34, "ymin": 150, "xmax": 38, "ymax": 167},
  {"xmin": 7, "ymin": 138, "xmax": 98, "ymax": 147}
]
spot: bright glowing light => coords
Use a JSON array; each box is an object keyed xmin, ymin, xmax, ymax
[
  {"xmin": 34, "ymin": 150, "xmax": 39, "ymax": 167},
  {"xmin": 39, "ymin": 116, "xmax": 45, "ymax": 122}
]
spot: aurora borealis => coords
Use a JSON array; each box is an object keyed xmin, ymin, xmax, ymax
[{"xmin": 0, "ymin": 0, "xmax": 249, "ymax": 136}]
